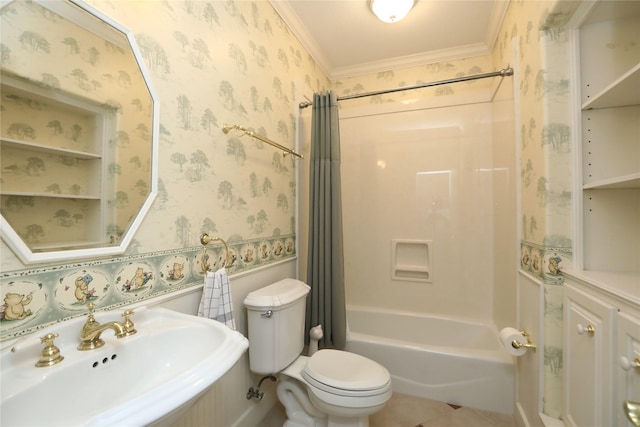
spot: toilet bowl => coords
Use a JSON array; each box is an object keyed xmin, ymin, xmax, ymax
[
  {"xmin": 278, "ymin": 350, "xmax": 392, "ymax": 426},
  {"xmin": 304, "ymin": 349, "xmax": 392, "ymax": 416},
  {"xmin": 243, "ymin": 279, "xmax": 392, "ymax": 427}
]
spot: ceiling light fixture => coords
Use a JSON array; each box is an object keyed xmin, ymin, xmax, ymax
[{"xmin": 369, "ymin": 0, "xmax": 417, "ymax": 23}]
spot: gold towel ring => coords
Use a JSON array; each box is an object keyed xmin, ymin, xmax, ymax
[{"xmin": 200, "ymin": 233, "xmax": 231, "ymax": 272}]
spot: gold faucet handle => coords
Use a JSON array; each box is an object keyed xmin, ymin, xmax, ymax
[
  {"xmin": 40, "ymin": 332, "xmax": 59, "ymax": 347},
  {"xmin": 36, "ymin": 333, "xmax": 64, "ymax": 367},
  {"xmin": 121, "ymin": 309, "xmax": 138, "ymax": 336},
  {"xmin": 86, "ymin": 302, "xmax": 98, "ymax": 323}
]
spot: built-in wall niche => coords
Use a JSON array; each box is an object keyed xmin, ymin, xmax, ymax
[
  {"xmin": 391, "ymin": 239, "xmax": 432, "ymax": 283},
  {"xmin": 1, "ymin": 76, "xmax": 114, "ymax": 250},
  {"xmin": 0, "ymin": 0, "xmax": 158, "ymax": 264}
]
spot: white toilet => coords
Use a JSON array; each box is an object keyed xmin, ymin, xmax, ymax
[{"xmin": 244, "ymin": 279, "xmax": 392, "ymax": 427}]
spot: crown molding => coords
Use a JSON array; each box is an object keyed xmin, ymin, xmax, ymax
[
  {"xmin": 331, "ymin": 43, "xmax": 491, "ymax": 80},
  {"xmin": 268, "ymin": 0, "xmax": 332, "ymax": 79}
]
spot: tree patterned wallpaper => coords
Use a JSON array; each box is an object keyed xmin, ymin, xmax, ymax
[
  {"xmin": 0, "ymin": 0, "xmax": 329, "ymax": 341},
  {"xmin": 494, "ymin": 0, "xmax": 578, "ymax": 419}
]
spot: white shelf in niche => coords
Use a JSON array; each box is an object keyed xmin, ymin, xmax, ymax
[
  {"xmin": 582, "ymin": 63, "xmax": 640, "ymax": 110},
  {"xmin": 30, "ymin": 240, "xmax": 107, "ymax": 251},
  {"xmin": 583, "ymin": 172, "xmax": 640, "ymax": 190},
  {"xmin": 0, "ymin": 191, "xmax": 102, "ymax": 199},
  {"xmin": 0, "ymin": 137, "xmax": 103, "ymax": 159}
]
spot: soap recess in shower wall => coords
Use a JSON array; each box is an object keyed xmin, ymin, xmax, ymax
[{"xmin": 391, "ymin": 239, "xmax": 432, "ymax": 283}]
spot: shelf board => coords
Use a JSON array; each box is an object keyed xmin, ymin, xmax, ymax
[
  {"xmin": 31, "ymin": 240, "xmax": 110, "ymax": 251},
  {"xmin": 0, "ymin": 191, "xmax": 101, "ymax": 200},
  {"xmin": 0, "ymin": 137, "xmax": 102, "ymax": 159},
  {"xmin": 583, "ymin": 172, "xmax": 640, "ymax": 189},
  {"xmin": 582, "ymin": 63, "xmax": 640, "ymax": 110},
  {"xmin": 394, "ymin": 264, "xmax": 429, "ymax": 273}
]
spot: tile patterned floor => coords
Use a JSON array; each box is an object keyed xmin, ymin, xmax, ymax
[{"xmin": 258, "ymin": 392, "xmax": 517, "ymax": 427}]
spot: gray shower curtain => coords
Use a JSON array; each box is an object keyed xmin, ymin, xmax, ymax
[{"xmin": 305, "ymin": 91, "xmax": 346, "ymax": 349}]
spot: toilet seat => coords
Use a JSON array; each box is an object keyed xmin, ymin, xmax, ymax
[{"xmin": 302, "ymin": 350, "xmax": 391, "ymax": 398}]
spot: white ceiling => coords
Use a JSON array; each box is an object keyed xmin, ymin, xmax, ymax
[{"xmin": 270, "ymin": 0, "xmax": 508, "ymax": 79}]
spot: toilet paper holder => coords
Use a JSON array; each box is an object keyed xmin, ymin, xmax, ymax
[{"xmin": 511, "ymin": 330, "xmax": 537, "ymax": 352}]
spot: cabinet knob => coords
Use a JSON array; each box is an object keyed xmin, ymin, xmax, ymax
[
  {"xmin": 576, "ymin": 323, "xmax": 595, "ymax": 336},
  {"xmin": 620, "ymin": 357, "xmax": 640, "ymax": 372}
]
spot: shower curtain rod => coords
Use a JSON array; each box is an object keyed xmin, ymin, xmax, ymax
[{"xmin": 298, "ymin": 67, "xmax": 513, "ymax": 108}]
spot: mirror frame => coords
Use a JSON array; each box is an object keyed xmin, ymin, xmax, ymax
[{"xmin": 0, "ymin": 0, "xmax": 159, "ymax": 264}]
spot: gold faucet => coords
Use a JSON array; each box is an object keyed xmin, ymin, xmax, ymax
[{"xmin": 78, "ymin": 303, "xmax": 129, "ymax": 351}]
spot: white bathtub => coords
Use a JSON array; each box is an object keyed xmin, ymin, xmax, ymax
[{"xmin": 344, "ymin": 306, "xmax": 514, "ymax": 414}]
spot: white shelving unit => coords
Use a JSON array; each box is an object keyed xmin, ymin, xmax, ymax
[
  {"xmin": 565, "ymin": 3, "xmax": 640, "ymax": 424},
  {"xmin": 574, "ymin": 1, "xmax": 640, "ymax": 288},
  {"xmin": 0, "ymin": 77, "xmax": 112, "ymax": 251}
]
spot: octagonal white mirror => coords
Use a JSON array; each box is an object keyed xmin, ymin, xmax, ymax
[{"xmin": 0, "ymin": 0, "xmax": 158, "ymax": 264}]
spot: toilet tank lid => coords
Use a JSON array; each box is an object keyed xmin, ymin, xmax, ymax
[{"xmin": 243, "ymin": 279, "xmax": 310, "ymax": 309}]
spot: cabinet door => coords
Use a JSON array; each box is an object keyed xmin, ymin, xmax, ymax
[
  {"xmin": 564, "ymin": 285, "xmax": 615, "ymax": 427},
  {"xmin": 617, "ymin": 312, "xmax": 640, "ymax": 427}
]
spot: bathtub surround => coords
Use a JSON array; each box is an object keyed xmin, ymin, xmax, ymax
[
  {"xmin": 305, "ymin": 91, "xmax": 346, "ymax": 349},
  {"xmin": 324, "ymin": 80, "xmax": 519, "ymax": 416},
  {"xmin": 339, "ymin": 85, "xmax": 497, "ymax": 321}
]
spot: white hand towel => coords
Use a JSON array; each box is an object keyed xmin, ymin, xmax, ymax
[{"xmin": 197, "ymin": 267, "xmax": 236, "ymax": 330}]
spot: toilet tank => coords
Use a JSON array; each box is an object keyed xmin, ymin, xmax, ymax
[{"xmin": 243, "ymin": 279, "xmax": 310, "ymax": 375}]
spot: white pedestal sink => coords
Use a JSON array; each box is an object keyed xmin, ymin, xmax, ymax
[{"xmin": 1, "ymin": 307, "xmax": 249, "ymax": 426}]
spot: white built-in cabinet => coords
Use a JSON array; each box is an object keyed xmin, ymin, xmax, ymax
[
  {"xmin": 564, "ymin": 1, "xmax": 640, "ymax": 426},
  {"xmin": 563, "ymin": 278, "xmax": 615, "ymax": 427},
  {"xmin": 618, "ymin": 311, "xmax": 640, "ymax": 427},
  {"xmin": 563, "ymin": 275, "xmax": 640, "ymax": 427}
]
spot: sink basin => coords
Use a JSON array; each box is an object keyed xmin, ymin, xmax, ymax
[{"xmin": 1, "ymin": 307, "xmax": 249, "ymax": 427}]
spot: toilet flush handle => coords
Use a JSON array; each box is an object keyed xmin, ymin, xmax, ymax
[{"xmin": 261, "ymin": 310, "xmax": 273, "ymax": 318}]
